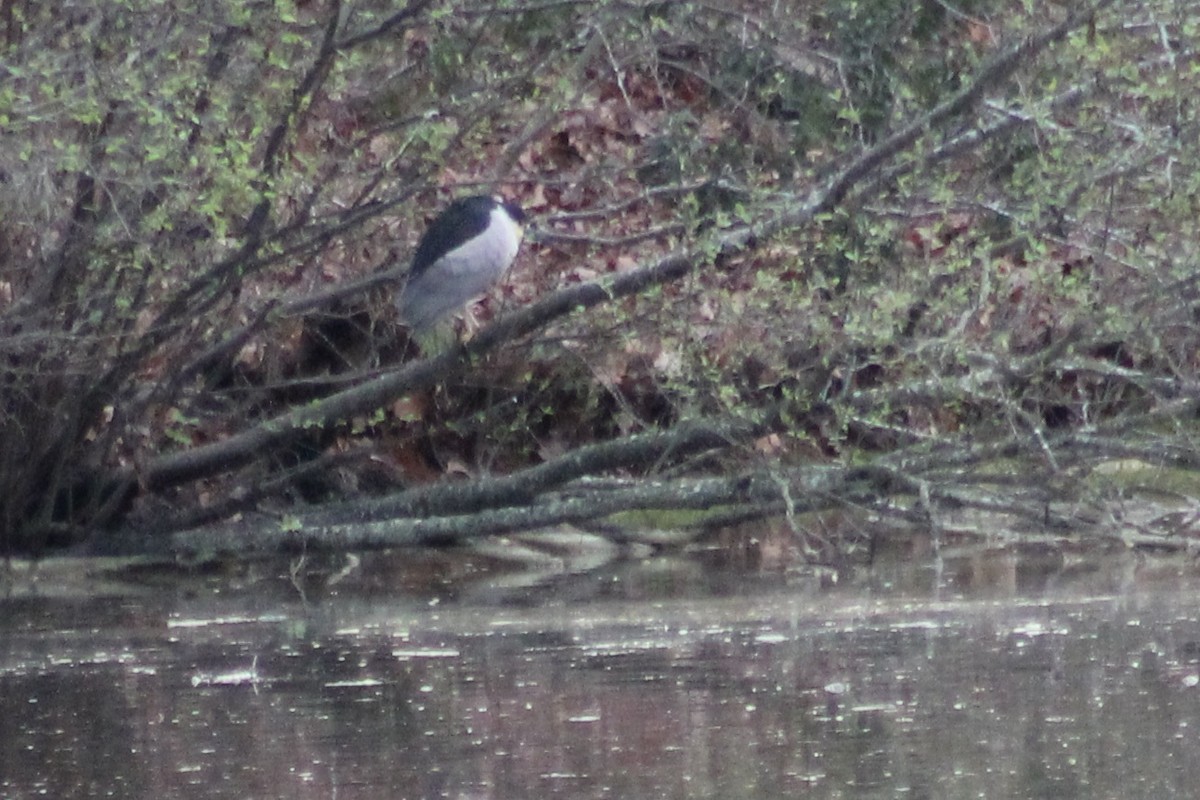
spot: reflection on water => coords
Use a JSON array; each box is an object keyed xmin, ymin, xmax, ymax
[{"xmin": 3, "ymin": 547, "xmax": 1200, "ymax": 799}]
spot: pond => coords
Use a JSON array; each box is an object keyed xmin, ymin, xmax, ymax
[{"xmin": 3, "ymin": 543, "xmax": 1200, "ymax": 799}]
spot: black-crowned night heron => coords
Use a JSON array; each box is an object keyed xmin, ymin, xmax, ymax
[{"xmin": 396, "ymin": 195, "xmax": 526, "ymax": 333}]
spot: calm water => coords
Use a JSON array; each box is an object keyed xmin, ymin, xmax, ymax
[{"xmin": 3, "ymin": 546, "xmax": 1200, "ymax": 799}]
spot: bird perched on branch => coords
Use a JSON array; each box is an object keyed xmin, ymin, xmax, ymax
[{"xmin": 396, "ymin": 194, "xmax": 526, "ymax": 336}]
